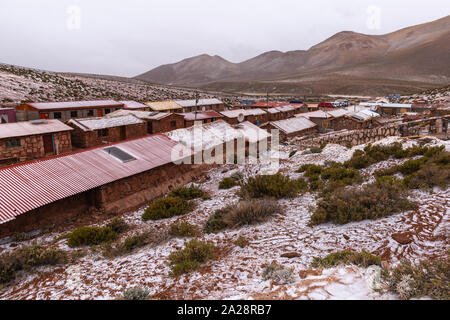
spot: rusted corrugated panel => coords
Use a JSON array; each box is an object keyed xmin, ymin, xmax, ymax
[
  {"xmin": 271, "ymin": 117, "xmax": 317, "ymax": 134},
  {"xmin": 0, "ymin": 134, "xmax": 192, "ymax": 224},
  {"xmin": 0, "ymin": 120, "xmax": 73, "ymax": 139}
]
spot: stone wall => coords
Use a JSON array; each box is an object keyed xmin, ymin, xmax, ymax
[{"xmin": 0, "ymin": 131, "xmax": 72, "ymax": 163}]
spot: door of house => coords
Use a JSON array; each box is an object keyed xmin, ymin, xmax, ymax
[
  {"xmin": 98, "ymin": 109, "xmax": 103, "ymax": 117},
  {"xmin": 40, "ymin": 113, "xmax": 49, "ymax": 119},
  {"xmin": 43, "ymin": 134, "xmax": 54, "ymax": 155},
  {"xmin": 147, "ymin": 122, "xmax": 153, "ymax": 134},
  {"xmin": 120, "ymin": 126, "xmax": 126, "ymax": 140}
]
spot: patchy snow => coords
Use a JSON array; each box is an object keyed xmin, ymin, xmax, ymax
[{"xmin": 0, "ymin": 136, "xmax": 448, "ymax": 300}]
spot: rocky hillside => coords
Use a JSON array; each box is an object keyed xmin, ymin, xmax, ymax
[{"xmin": 0, "ymin": 64, "xmax": 234, "ymax": 105}]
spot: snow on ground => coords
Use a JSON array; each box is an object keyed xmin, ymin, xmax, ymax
[{"xmin": 0, "ymin": 136, "xmax": 448, "ymax": 300}]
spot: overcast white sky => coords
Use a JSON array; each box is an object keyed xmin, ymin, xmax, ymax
[{"xmin": 0, "ymin": 0, "xmax": 448, "ymax": 77}]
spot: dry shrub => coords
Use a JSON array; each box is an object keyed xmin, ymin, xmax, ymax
[
  {"xmin": 239, "ymin": 173, "xmax": 301, "ymax": 199},
  {"xmin": 204, "ymin": 200, "xmax": 281, "ymax": 233},
  {"xmin": 382, "ymin": 254, "xmax": 449, "ymax": 300},
  {"xmin": 0, "ymin": 244, "xmax": 67, "ymax": 284},
  {"xmin": 168, "ymin": 239, "xmax": 216, "ymax": 276},
  {"xmin": 311, "ymin": 250, "xmax": 381, "ymax": 268},
  {"xmin": 310, "ymin": 179, "xmax": 416, "ymax": 226},
  {"xmin": 168, "ymin": 222, "xmax": 200, "ymax": 238},
  {"xmin": 168, "ymin": 185, "xmax": 209, "ymax": 200},
  {"xmin": 67, "ymin": 226, "xmax": 117, "ymax": 248},
  {"xmin": 219, "ymin": 177, "xmax": 238, "ymax": 190},
  {"xmin": 262, "ymin": 261, "xmax": 295, "ymax": 284},
  {"xmin": 142, "ymin": 197, "xmax": 195, "ymax": 221}
]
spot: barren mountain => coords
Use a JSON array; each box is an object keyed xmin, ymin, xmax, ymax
[{"xmin": 136, "ymin": 15, "xmax": 450, "ymax": 95}]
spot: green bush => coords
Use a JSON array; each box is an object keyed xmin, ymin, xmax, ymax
[
  {"xmin": 239, "ymin": 173, "xmax": 301, "ymax": 199},
  {"xmin": 297, "ymin": 164, "xmax": 323, "ymax": 176},
  {"xmin": 103, "ymin": 230, "xmax": 167, "ymax": 258},
  {"xmin": 142, "ymin": 197, "xmax": 195, "ymax": 221},
  {"xmin": 310, "ymin": 147, "xmax": 323, "ymax": 154},
  {"xmin": 0, "ymin": 244, "xmax": 67, "ymax": 284},
  {"xmin": 168, "ymin": 222, "xmax": 200, "ymax": 238},
  {"xmin": 122, "ymin": 287, "xmax": 150, "ymax": 300},
  {"xmin": 107, "ymin": 218, "xmax": 129, "ymax": 234},
  {"xmin": 168, "ymin": 185, "xmax": 208, "ymax": 200},
  {"xmin": 67, "ymin": 226, "xmax": 117, "ymax": 248},
  {"xmin": 382, "ymin": 254, "xmax": 449, "ymax": 300},
  {"xmin": 312, "ymin": 250, "xmax": 381, "ymax": 268},
  {"xmin": 404, "ymin": 164, "xmax": 450, "ymax": 190},
  {"xmin": 204, "ymin": 200, "xmax": 281, "ymax": 233},
  {"xmin": 310, "ymin": 181, "xmax": 416, "ymax": 226},
  {"xmin": 219, "ymin": 177, "xmax": 238, "ymax": 190},
  {"xmin": 397, "ymin": 158, "xmax": 426, "ymax": 175},
  {"xmin": 168, "ymin": 239, "xmax": 216, "ymax": 276}
]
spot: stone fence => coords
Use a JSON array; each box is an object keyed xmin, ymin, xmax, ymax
[{"xmin": 293, "ymin": 115, "xmax": 449, "ymax": 149}]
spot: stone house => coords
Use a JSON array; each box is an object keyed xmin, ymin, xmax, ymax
[
  {"xmin": 180, "ymin": 111, "xmax": 224, "ymax": 127},
  {"xmin": 0, "ymin": 119, "xmax": 72, "ymax": 165},
  {"xmin": 0, "ymin": 134, "xmax": 202, "ymax": 238},
  {"xmin": 67, "ymin": 115, "xmax": 148, "ymax": 148},
  {"xmin": 219, "ymin": 109, "xmax": 268, "ymax": 126},
  {"xmin": 263, "ymin": 117, "xmax": 317, "ymax": 141},
  {"xmin": 15, "ymin": 100, "xmax": 125, "ymax": 122}
]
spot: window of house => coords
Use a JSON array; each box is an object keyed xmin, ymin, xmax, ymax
[
  {"xmin": 5, "ymin": 138, "xmax": 21, "ymax": 149},
  {"xmin": 87, "ymin": 110, "xmax": 94, "ymax": 117},
  {"xmin": 105, "ymin": 109, "xmax": 111, "ymax": 114},
  {"xmin": 170, "ymin": 121, "xmax": 177, "ymax": 127},
  {"xmin": 98, "ymin": 129, "xmax": 109, "ymax": 137},
  {"xmin": 53, "ymin": 112, "xmax": 62, "ymax": 119},
  {"xmin": 70, "ymin": 111, "xmax": 78, "ymax": 118}
]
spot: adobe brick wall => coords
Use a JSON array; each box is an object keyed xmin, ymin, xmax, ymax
[
  {"xmin": 0, "ymin": 131, "xmax": 72, "ymax": 162},
  {"xmin": 70, "ymin": 123, "xmax": 147, "ymax": 148},
  {"xmin": 150, "ymin": 114, "xmax": 185, "ymax": 133}
]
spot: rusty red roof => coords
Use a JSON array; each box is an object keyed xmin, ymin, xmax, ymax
[
  {"xmin": 180, "ymin": 111, "xmax": 224, "ymax": 121},
  {"xmin": 0, "ymin": 134, "xmax": 192, "ymax": 225},
  {"xmin": 22, "ymin": 100, "xmax": 124, "ymax": 111},
  {"xmin": 0, "ymin": 119, "xmax": 73, "ymax": 139}
]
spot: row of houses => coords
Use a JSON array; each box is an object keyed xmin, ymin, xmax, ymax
[{"xmin": 0, "ymin": 119, "xmax": 272, "ymax": 238}]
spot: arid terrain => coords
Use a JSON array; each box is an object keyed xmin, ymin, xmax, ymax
[{"xmin": 0, "ymin": 136, "xmax": 448, "ymax": 300}]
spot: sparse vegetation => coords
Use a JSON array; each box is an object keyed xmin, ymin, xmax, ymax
[
  {"xmin": 168, "ymin": 185, "xmax": 209, "ymax": 200},
  {"xmin": 310, "ymin": 178, "xmax": 416, "ymax": 226},
  {"xmin": 219, "ymin": 177, "xmax": 238, "ymax": 189},
  {"xmin": 106, "ymin": 218, "xmax": 129, "ymax": 234},
  {"xmin": 103, "ymin": 230, "xmax": 168, "ymax": 258},
  {"xmin": 204, "ymin": 200, "xmax": 281, "ymax": 233},
  {"xmin": 168, "ymin": 239, "xmax": 216, "ymax": 276},
  {"xmin": 67, "ymin": 226, "xmax": 118, "ymax": 248},
  {"xmin": 142, "ymin": 197, "xmax": 195, "ymax": 221},
  {"xmin": 382, "ymin": 254, "xmax": 449, "ymax": 300},
  {"xmin": 168, "ymin": 222, "xmax": 200, "ymax": 238},
  {"xmin": 239, "ymin": 173, "xmax": 302, "ymax": 199},
  {"xmin": 311, "ymin": 250, "xmax": 381, "ymax": 268},
  {"xmin": 262, "ymin": 261, "xmax": 295, "ymax": 284},
  {"xmin": 0, "ymin": 244, "xmax": 67, "ymax": 284},
  {"xmin": 122, "ymin": 287, "xmax": 150, "ymax": 300},
  {"xmin": 234, "ymin": 235, "xmax": 249, "ymax": 248}
]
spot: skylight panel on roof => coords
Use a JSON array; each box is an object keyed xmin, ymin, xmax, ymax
[{"xmin": 103, "ymin": 146, "xmax": 136, "ymax": 163}]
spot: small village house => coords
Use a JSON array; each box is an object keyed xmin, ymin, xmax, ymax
[
  {"xmin": 67, "ymin": 115, "xmax": 148, "ymax": 148},
  {"xmin": 180, "ymin": 110, "xmax": 224, "ymax": 127},
  {"xmin": 0, "ymin": 119, "xmax": 72, "ymax": 165},
  {"xmin": 0, "ymin": 134, "xmax": 201, "ymax": 238},
  {"xmin": 175, "ymin": 98, "xmax": 225, "ymax": 112},
  {"xmin": 219, "ymin": 109, "xmax": 268, "ymax": 126},
  {"xmin": 296, "ymin": 110, "xmax": 334, "ymax": 133},
  {"xmin": 145, "ymin": 100, "xmax": 183, "ymax": 113},
  {"xmin": 105, "ymin": 109, "xmax": 185, "ymax": 133},
  {"xmin": 263, "ymin": 117, "xmax": 317, "ymax": 141},
  {"xmin": 15, "ymin": 100, "xmax": 125, "ymax": 122}
]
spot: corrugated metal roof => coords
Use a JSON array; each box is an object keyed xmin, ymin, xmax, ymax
[
  {"xmin": 24, "ymin": 100, "xmax": 124, "ymax": 111},
  {"xmin": 266, "ymin": 108, "xmax": 281, "ymax": 114},
  {"xmin": 105, "ymin": 109, "xmax": 170, "ymax": 120},
  {"xmin": 326, "ymin": 109, "xmax": 349, "ymax": 118},
  {"xmin": 0, "ymin": 119, "xmax": 73, "ymax": 139},
  {"xmin": 145, "ymin": 101, "xmax": 183, "ymax": 111},
  {"xmin": 270, "ymin": 117, "xmax": 317, "ymax": 134},
  {"xmin": 121, "ymin": 101, "xmax": 149, "ymax": 110},
  {"xmin": 276, "ymin": 105, "xmax": 295, "ymax": 112},
  {"xmin": 220, "ymin": 109, "xmax": 267, "ymax": 118},
  {"xmin": 165, "ymin": 120, "xmax": 243, "ymax": 151},
  {"xmin": 0, "ymin": 134, "xmax": 192, "ymax": 225},
  {"xmin": 180, "ymin": 111, "xmax": 224, "ymax": 121},
  {"xmin": 233, "ymin": 121, "xmax": 271, "ymax": 143},
  {"xmin": 296, "ymin": 110, "xmax": 331, "ymax": 119},
  {"xmin": 175, "ymin": 98, "xmax": 223, "ymax": 107},
  {"xmin": 360, "ymin": 103, "xmax": 412, "ymax": 109},
  {"xmin": 67, "ymin": 115, "xmax": 145, "ymax": 131}
]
